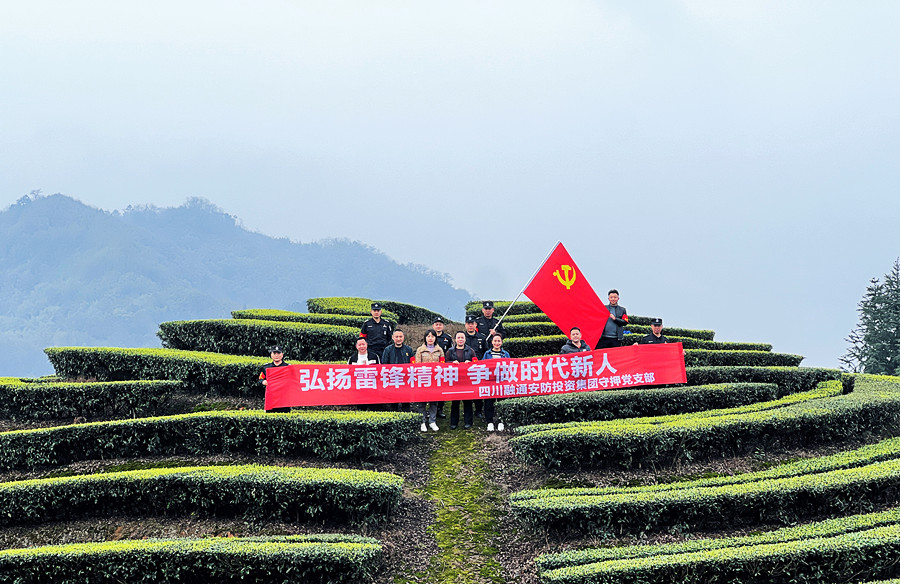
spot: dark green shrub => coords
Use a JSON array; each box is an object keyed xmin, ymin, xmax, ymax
[
  {"xmin": 496, "ymin": 383, "xmax": 779, "ymax": 426},
  {"xmin": 0, "ymin": 409, "xmax": 421, "ymax": 469},
  {"xmin": 0, "ymin": 379, "xmax": 178, "ymax": 421}
]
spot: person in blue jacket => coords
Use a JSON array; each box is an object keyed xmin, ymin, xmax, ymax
[{"xmin": 481, "ymin": 334, "xmax": 509, "ymax": 432}]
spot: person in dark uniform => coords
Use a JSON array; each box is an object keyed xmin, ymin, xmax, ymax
[
  {"xmin": 259, "ymin": 345, "xmax": 291, "ymax": 413},
  {"xmin": 463, "ymin": 314, "xmax": 488, "ymax": 418},
  {"xmin": 474, "ymin": 300, "xmax": 506, "ymax": 345},
  {"xmin": 463, "ymin": 316, "xmax": 488, "ymax": 358},
  {"xmin": 359, "ymin": 302, "xmax": 394, "ymax": 358},
  {"xmin": 596, "ymin": 289, "xmax": 629, "ymax": 349},
  {"xmin": 560, "ymin": 326, "xmax": 591, "ymax": 354},
  {"xmin": 636, "ymin": 318, "xmax": 670, "ymax": 344},
  {"xmin": 431, "ymin": 316, "xmax": 453, "ymax": 418}
]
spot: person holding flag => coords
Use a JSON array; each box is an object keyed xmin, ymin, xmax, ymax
[{"xmin": 596, "ymin": 289, "xmax": 628, "ymax": 349}]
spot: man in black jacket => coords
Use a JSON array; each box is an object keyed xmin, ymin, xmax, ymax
[{"xmin": 596, "ymin": 289, "xmax": 628, "ymax": 349}]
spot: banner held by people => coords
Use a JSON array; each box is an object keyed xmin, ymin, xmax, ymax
[
  {"xmin": 523, "ymin": 241, "xmax": 610, "ymax": 348},
  {"xmin": 264, "ymin": 343, "xmax": 687, "ymax": 409}
]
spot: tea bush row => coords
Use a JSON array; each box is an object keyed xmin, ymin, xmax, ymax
[
  {"xmin": 537, "ymin": 509, "xmax": 900, "ymax": 583},
  {"xmin": 0, "ymin": 535, "xmax": 382, "ymax": 584},
  {"xmin": 45, "ymin": 347, "xmax": 270, "ymax": 396},
  {"xmin": 157, "ymin": 319, "xmax": 357, "ymax": 361},
  {"xmin": 0, "ymin": 409, "xmax": 421, "ymax": 470},
  {"xmin": 0, "ymin": 464, "xmax": 402, "ymax": 528},
  {"xmin": 496, "ymin": 382, "xmax": 779, "ymax": 426},
  {"xmin": 512, "ymin": 444, "xmax": 900, "ymax": 536},
  {"xmin": 0, "ymin": 379, "xmax": 178, "ymax": 421},
  {"xmin": 502, "ymin": 322, "xmax": 718, "ymax": 342},
  {"xmin": 516, "ymin": 435, "xmax": 900, "ymax": 503},
  {"xmin": 536, "ymin": 505, "xmax": 900, "ymax": 571},
  {"xmin": 510, "ymin": 378, "xmax": 900, "ymax": 469},
  {"xmin": 232, "ymin": 309, "xmax": 371, "ymax": 327},
  {"xmin": 307, "ymin": 297, "xmax": 444, "ymax": 324}
]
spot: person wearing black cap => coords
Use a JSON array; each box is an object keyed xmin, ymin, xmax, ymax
[
  {"xmin": 474, "ymin": 301, "xmax": 506, "ymax": 344},
  {"xmin": 463, "ymin": 315, "xmax": 488, "ymax": 356},
  {"xmin": 636, "ymin": 318, "xmax": 670, "ymax": 344},
  {"xmin": 359, "ymin": 302, "xmax": 394, "ymax": 358},
  {"xmin": 259, "ymin": 345, "xmax": 291, "ymax": 413},
  {"xmin": 465, "ymin": 313, "xmax": 491, "ymax": 418}
]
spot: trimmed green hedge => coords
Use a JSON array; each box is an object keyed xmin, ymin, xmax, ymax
[
  {"xmin": 503, "ymin": 313, "xmax": 552, "ymax": 323},
  {"xmin": 232, "ymin": 309, "xmax": 371, "ymax": 327},
  {"xmin": 510, "ymin": 378, "xmax": 900, "ymax": 469},
  {"xmin": 685, "ymin": 366, "xmax": 843, "ymax": 395},
  {"xmin": 45, "ymin": 347, "xmax": 272, "ymax": 396},
  {"xmin": 684, "ymin": 349, "xmax": 803, "ymax": 367},
  {"xmin": 157, "ymin": 319, "xmax": 358, "ymax": 361},
  {"xmin": 0, "ymin": 535, "xmax": 382, "ymax": 584},
  {"xmin": 306, "ymin": 297, "xmax": 447, "ymax": 324},
  {"xmin": 536, "ymin": 506, "xmax": 900, "ymax": 572},
  {"xmin": 625, "ymin": 325, "xmax": 715, "ymax": 341},
  {"xmin": 465, "ymin": 300, "xmax": 542, "ymax": 316},
  {"xmin": 504, "ymin": 336, "xmax": 755, "ymax": 358},
  {"xmin": 0, "ymin": 464, "xmax": 402, "ymax": 527},
  {"xmin": 496, "ymin": 383, "xmax": 779, "ymax": 426},
  {"xmin": 501, "ymin": 313, "xmax": 659, "ymax": 327},
  {"xmin": 623, "ymin": 333, "xmax": 772, "ymax": 352},
  {"xmin": 0, "ymin": 379, "xmax": 178, "ymax": 421},
  {"xmin": 0, "ymin": 410, "xmax": 421, "ymax": 469},
  {"xmin": 515, "ymin": 382, "xmax": 844, "ymax": 436},
  {"xmin": 538, "ymin": 518, "xmax": 900, "ymax": 583},
  {"xmin": 512, "ymin": 436, "xmax": 900, "ymax": 536}
]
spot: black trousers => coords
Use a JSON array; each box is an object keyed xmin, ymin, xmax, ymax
[
  {"xmin": 595, "ymin": 337, "xmax": 621, "ymax": 350},
  {"xmin": 450, "ymin": 400, "xmax": 474, "ymax": 427}
]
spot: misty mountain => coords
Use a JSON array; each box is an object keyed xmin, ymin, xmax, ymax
[{"xmin": 0, "ymin": 193, "xmax": 472, "ymax": 376}]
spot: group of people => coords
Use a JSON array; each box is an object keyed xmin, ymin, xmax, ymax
[
  {"xmin": 260, "ymin": 291, "xmax": 672, "ymax": 426},
  {"xmin": 354, "ymin": 301, "xmax": 508, "ymax": 432}
]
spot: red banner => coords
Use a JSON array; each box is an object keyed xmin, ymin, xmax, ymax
[
  {"xmin": 523, "ymin": 242, "xmax": 610, "ymax": 348},
  {"xmin": 264, "ymin": 343, "xmax": 686, "ymax": 409}
]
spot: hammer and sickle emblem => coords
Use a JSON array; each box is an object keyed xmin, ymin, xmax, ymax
[{"xmin": 553, "ymin": 265, "xmax": 577, "ymax": 290}]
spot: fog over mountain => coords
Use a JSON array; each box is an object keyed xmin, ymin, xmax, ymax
[{"xmin": 0, "ymin": 193, "xmax": 472, "ymax": 376}]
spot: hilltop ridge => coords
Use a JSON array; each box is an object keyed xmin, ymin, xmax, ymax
[{"xmin": 0, "ymin": 193, "xmax": 471, "ymax": 376}]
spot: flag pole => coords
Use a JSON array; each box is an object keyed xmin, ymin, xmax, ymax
[{"xmin": 493, "ymin": 242, "xmax": 560, "ymax": 326}]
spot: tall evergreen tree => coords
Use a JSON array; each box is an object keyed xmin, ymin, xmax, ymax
[{"xmin": 841, "ymin": 258, "xmax": 900, "ymax": 375}]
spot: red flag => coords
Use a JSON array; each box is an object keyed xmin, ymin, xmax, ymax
[{"xmin": 523, "ymin": 242, "xmax": 610, "ymax": 348}]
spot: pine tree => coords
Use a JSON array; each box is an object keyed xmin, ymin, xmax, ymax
[{"xmin": 841, "ymin": 258, "xmax": 900, "ymax": 375}]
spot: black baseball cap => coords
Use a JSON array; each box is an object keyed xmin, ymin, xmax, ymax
[
  {"xmin": 465, "ymin": 315, "xmax": 477, "ymax": 323},
  {"xmin": 269, "ymin": 345, "xmax": 284, "ymax": 353},
  {"xmin": 650, "ymin": 318, "xmax": 663, "ymax": 326},
  {"xmin": 482, "ymin": 301, "xmax": 494, "ymax": 309},
  {"xmin": 371, "ymin": 302, "xmax": 382, "ymax": 310},
  {"xmin": 433, "ymin": 316, "xmax": 444, "ymax": 323}
]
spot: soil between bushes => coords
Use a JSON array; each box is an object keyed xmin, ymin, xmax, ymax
[{"xmin": 0, "ymin": 419, "xmax": 880, "ymax": 584}]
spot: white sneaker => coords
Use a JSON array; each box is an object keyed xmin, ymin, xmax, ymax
[
  {"xmin": 487, "ymin": 423, "xmax": 494, "ymax": 432},
  {"xmin": 429, "ymin": 422, "xmax": 439, "ymax": 432},
  {"xmin": 497, "ymin": 422, "xmax": 505, "ymax": 432},
  {"xmin": 420, "ymin": 423, "xmax": 428, "ymax": 432}
]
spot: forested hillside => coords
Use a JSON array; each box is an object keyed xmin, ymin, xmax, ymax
[{"xmin": 0, "ymin": 193, "xmax": 471, "ymax": 376}]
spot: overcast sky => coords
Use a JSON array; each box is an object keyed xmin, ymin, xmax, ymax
[{"xmin": 2, "ymin": 1, "xmax": 898, "ymax": 368}]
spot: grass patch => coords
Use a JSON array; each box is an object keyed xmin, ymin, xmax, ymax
[{"xmin": 403, "ymin": 431, "xmax": 504, "ymax": 583}]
